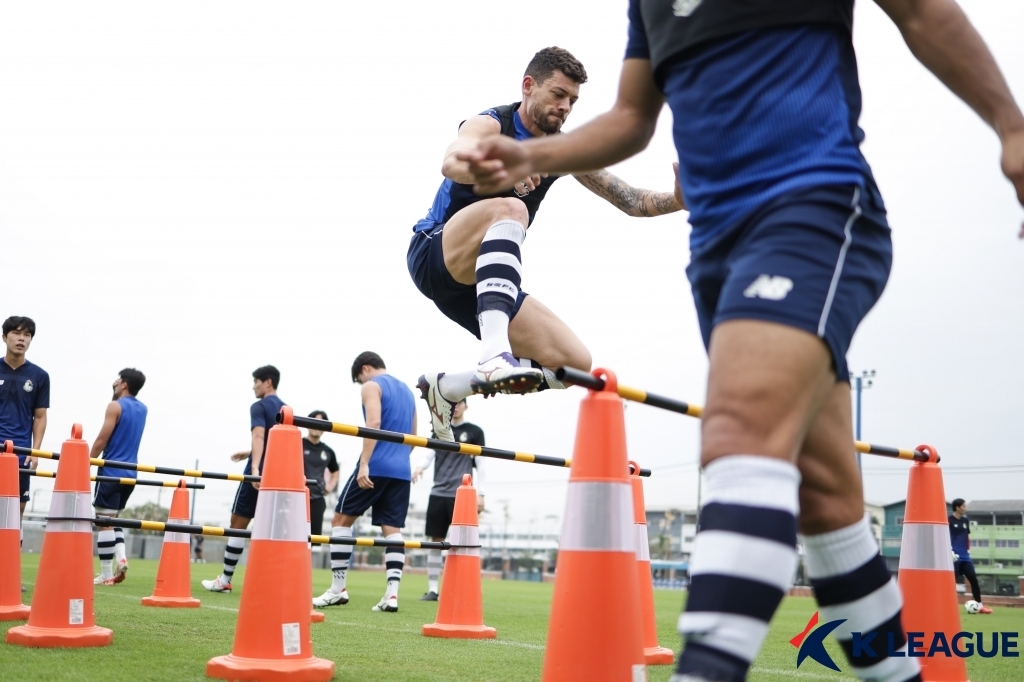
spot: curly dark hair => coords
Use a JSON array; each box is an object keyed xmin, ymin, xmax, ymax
[{"xmin": 525, "ymin": 47, "xmax": 588, "ymax": 86}]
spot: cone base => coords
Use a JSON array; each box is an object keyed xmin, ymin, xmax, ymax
[
  {"xmin": 141, "ymin": 595, "xmax": 201, "ymax": 608},
  {"xmin": 206, "ymin": 654, "xmax": 335, "ymax": 682},
  {"xmin": 644, "ymin": 646, "xmax": 675, "ymax": 665},
  {"xmin": 6, "ymin": 624, "xmax": 113, "ymax": 648},
  {"xmin": 422, "ymin": 622, "xmax": 497, "ymax": 639},
  {"xmin": 0, "ymin": 604, "xmax": 31, "ymax": 621},
  {"xmin": 310, "ymin": 610, "xmax": 324, "ymax": 623}
]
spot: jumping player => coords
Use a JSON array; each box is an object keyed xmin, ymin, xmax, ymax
[
  {"xmin": 313, "ymin": 352, "xmax": 416, "ymax": 613},
  {"xmin": 459, "ymin": 2, "xmax": 1024, "ymax": 680},
  {"xmin": 409, "ymin": 46, "xmax": 683, "ymax": 441},
  {"xmin": 203, "ymin": 365, "xmax": 285, "ymax": 593},
  {"xmin": 949, "ymin": 498, "xmax": 991, "ymax": 614},
  {"xmin": 91, "ymin": 368, "xmax": 148, "ymax": 586}
]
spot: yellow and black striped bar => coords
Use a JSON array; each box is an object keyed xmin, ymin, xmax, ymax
[
  {"xmin": 11, "ymin": 445, "xmax": 317, "ymax": 486},
  {"xmin": 557, "ymin": 366, "xmax": 937, "ymax": 464},
  {"xmin": 21, "ymin": 469, "xmax": 205, "ymax": 489},
  {"xmin": 77, "ymin": 517, "xmax": 466, "ymax": 550},
  {"xmin": 280, "ymin": 412, "xmax": 654, "ymax": 477}
]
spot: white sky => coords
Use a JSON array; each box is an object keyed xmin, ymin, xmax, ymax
[{"xmin": 2, "ymin": 1, "xmax": 1022, "ymax": 529}]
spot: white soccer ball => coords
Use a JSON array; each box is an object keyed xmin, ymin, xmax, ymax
[{"xmin": 965, "ymin": 600, "xmax": 982, "ymax": 614}]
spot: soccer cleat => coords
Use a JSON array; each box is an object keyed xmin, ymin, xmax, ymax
[
  {"xmin": 112, "ymin": 558, "xmax": 129, "ymax": 584},
  {"xmin": 93, "ymin": 574, "xmax": 117, "ymax": 586},
  {"xmin": 418, "ymin": 373, "xmax": 457, "ymax": 442},
  {"xmin": 372, "ymin": 595, "xmax": 398, "ymax": 612},
  {"xmin": 419, "ymin": 591, "xmax": 439, "ymax": 601},
  {"xmin": 470, "ymin": 353, "xmax": 542, "ymax": 396},
  {"xmin": 201, "ymin": 576, "xmax": 233, "ymax": 593},
  {"xmin": 978, "ymin": 604, "xmax": 993, "ymax": 614},
  {"xmin": 312, "ymin": 588, "xmax": 349, "ymax": 608}
]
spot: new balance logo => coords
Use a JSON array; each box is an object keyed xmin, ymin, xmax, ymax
[
  {"xmin": 743, "ymin": 275, "xmax": 794, "ymax": 301},
  {"xmin": 673, "ymin": 0, "xmax": 703, "ymax": 17}
]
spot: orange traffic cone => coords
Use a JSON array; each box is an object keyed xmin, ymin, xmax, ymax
[
  {"xmin": 6, "ymin": 425, "xmax": 113, "ymax": 647},
  {"xmin": 422, "ymin": 473, "xmax": 495, "ymax": 639},
  {"xmin": 306, "ymin": 488, "xmax": 324, "ymax": 624},
  {"xmin": 207, "ymin": 407, "xmax": 334, "ymax": 681},
  {"xmin": 142, "ymin": 479, "xmax": 200, "ymax": 608},
  {"xmin": 1, "ymin": 441, "xmax": 31, "ymax": 621},
  {"xmin": 629, "ymin": 461, "xmax": 673, "ymax": 665},
  {"xmin": 542, "ymin": 369, "xmax": 646, "ymax": 682},
  {"xmin": 897, "ymin": 444, "xmax": 968, "ymax": 682}
]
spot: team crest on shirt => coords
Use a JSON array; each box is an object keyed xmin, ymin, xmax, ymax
[
  {"xmin": 672, "ymin": 0, "xmax": 703, "ymax": 17},
  {"xmin": 320, "ymin": 452, "xmax": 328, "ymax": 461},
  {"xmin": 23, "ymin": 380, "xmax": 33, "ymax": 392},
  {"xmin": 743, "ymin": 275, "xmax": 794, "ymax": 301},
  {"xmin": 459, "ymin": 432, "xmax": 468, "ymax": 443}
]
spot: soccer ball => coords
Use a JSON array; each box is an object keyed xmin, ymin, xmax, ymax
[{"xmin": 965, "ymin": 600, "xmax": 982, "ymax": 614}]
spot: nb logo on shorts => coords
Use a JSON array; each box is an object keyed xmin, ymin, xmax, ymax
[
  {"xmin": 743, "ymin": 275, "xmax": 794, "ymax": 301},
  {"xmin": 673, "ymin": 0, "xmax": 703, "ymax": 17}
]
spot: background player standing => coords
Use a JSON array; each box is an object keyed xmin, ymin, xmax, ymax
[
  {"xmin": 91, "ymin": 368, "xmax": 148, "ymax": 586},
  {"xmin": 303, "ymin": 410, "xmax": 339, "ymax": 537},
  {"xmin": 949, "ymin": 498, "xmax": 991, "ymax": 614},
  {"xmin": 412, "ymin": 399, "xmax": 486, "ymax": 600}
]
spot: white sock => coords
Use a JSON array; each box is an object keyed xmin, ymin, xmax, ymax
[
  {"xmin": 384, "ymin": 533, "xmax": 405, "ymax": 599},
  {"xmin": 97, "ymin": 528, "xmax": 116, "ymax": 580},
  {"xmin": 222, "ymin": 536, "xmax": 246, "ymax": 583},
  {"xmin": 438, "ymin": 371, "xmax": 475, "ymax": 402},
  {"xmin": 475, "ymin": 219, "xmax": 525, "ymax": 363},
  {"xmin": 427, "ymin": 548, "xmax": 442, "ymax": 594},
  {"xmin": 330, "ymin": 526, "xmax": 353, "ymax": 593},
  {"xmin": 478, "ymin": 310, "xmax": 512, "ymax": 363},
  {"xmin": 113, "ymin": 527, "xmax": 126, "ymax": 563}
]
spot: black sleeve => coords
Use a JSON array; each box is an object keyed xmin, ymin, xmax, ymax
[
  {"xmin": 325, "ymin": 446, "xmax": 339, "ymax": 473},
  {"xmin": 469, "ymin": 423, "xmax": 485, "ymax": 447}
]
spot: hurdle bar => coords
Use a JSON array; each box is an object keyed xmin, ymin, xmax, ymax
[
  {"xmin": 556, "ymin": 367, "xmax": 936, "ymax": 463},
  {"xmin": 280, "ymin": 412, "xmax": 654, "ymax": 477},
  {"xmin": 21, "ymin": 468, "xmax": 205, "ymax": 489},
  {"xmin": 48, "ymin": 517, "xmax": 470, "ymax": 550},
  {"xmin": 10, "ymin": 444, "xmax": 318, "ymax": 486}
]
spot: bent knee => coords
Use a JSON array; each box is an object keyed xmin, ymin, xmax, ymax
[{"xmin": 486, "ymin": 197, "xmax": 529, "ymax": 226}]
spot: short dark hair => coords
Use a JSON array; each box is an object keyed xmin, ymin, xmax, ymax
[
  {"xmin": 253, "ymin": 365, "xmax": 281, "ymax": 389},
  {"xmin": 525, "ymin": 47, "xmax": 588, "ymax": 86},
  {"xmin": 119, "ymin": 368, "xmax": 146, "ymax": 396},
  {"xmin": 952, "ymin": 498, "xmax": 966, "ymax": 510},
  {"xmin": 351, "ymin": 351, "xmax": 385, "ymax": 382},
  {"xmin": 308, "ymin": 410, "xmax": 328, "ymax": 420},
  {"xmin": 2, "ymin": 316, "xmax": 36, "ymax": 337}
]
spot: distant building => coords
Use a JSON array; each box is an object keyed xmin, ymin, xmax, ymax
[{"xmin": 645, "ymin": 507, "xmax": 698, "ymax": 561}]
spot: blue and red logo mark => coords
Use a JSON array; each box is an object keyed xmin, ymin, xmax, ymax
[{"xmin": 791, "ymin": 612, "xmax": 1020, "ymax": 672}]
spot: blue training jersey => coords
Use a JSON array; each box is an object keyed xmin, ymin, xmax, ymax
[
  {"xmin": 245, "ymin": 394, "xmax": 285, "ymax": 475},
  {"xmin": 366, "ymin": 374, "xmax": 415, "ymax": 481},
  {"xmin": 0, "ymin": 359, "xmax": 50, "ymax": 465},
  {"xmin": 98, "ymin": 396, "xmax": 148, "ymax": 479},
  {"xmin": 949, "ymin": 514, "xmax": 971, "ymax": 561},
  {"xmin": 626, "ymin": 2, "xmax": 887, "ymax": 248}
]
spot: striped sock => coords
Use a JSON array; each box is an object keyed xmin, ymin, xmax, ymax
[
  {"xmin": 802, "ymin": 518, "xmax": 922, "ymax": 682},
  {"xmin": 476, "ymin": 219, "xmax": 525, "ymax": 362},
  {"xmin": 330, "ymin": 526, "xmax": 353, "ymax": 593},
  {"xmin": 97, "ymin": 528, "xmax": 116, "ymax": 580},
  {"xmin": 427, "ymin": 548, "xmax": 442, "ymax": 594},
  {"xmin": 222, "ymin": 536, "xmax": 245, "ymax": 583},
  {"xmin": 517, "ymin": 358, "xmax": 566, "ymax": 392},
  {"xmin": 113, "ymin": 527, "xmax": 126, "ymax": 563},
  {"xmin": 676, "ymin": 455, "xmax": 801, "ymax": 682},
  {"xmin": 384, "ymin": 533, "xmax": 405, "ymax": 599}
]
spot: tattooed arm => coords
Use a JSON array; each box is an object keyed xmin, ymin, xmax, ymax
[{"xmin": 573, "ymin": 165, "xmax": 685, "ymax": 217}]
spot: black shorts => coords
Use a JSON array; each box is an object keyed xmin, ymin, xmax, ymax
[
  {"xmin": 18, "ymin": 455, "xmax": 30, "ymax": 503},
  {"xmin": 93, "ymin": 481, "xmax": 135, "ymax": 512},
  {"xmin": 424, "ymin": 494, "xmax": 457, "ymax": 539},
  {"xmin": 309, "ymin": 496, "xmax": 327, "ymax": 536},
  {"xmin": 687, "ymin": 185, "xmax": 891, "ymax": 382},
  {"xmin": 335, "ymin": 470, "xmax": 410, "ymax": 529},
  {"xmin": 407, "ymin": 222, "xmax": 528, "ymax": 338},
  {"xmin": 231, "ymin": 481, "xmax": 259, "ymax": 520}
]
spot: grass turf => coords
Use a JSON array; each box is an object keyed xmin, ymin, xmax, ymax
[{"xmin": 2, "ymin": 554, "xmax": 1021, "ymax": 681}]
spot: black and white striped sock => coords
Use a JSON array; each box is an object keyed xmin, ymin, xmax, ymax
[
  {"xmin": 427, "ymin": 548, "xmax": 443, "ymax": 594},
  {"xmin": 222, "ymin": 536, "xmax": 245, "ymax": 583},
  {"xmin": 384, "ymin": 533, "xmax": 405, "ymax": 599},
  {"xmin": 476, "ymin": 220, "xmax": 525, "ymax": 362},
  {"xmin": 113, "ymin": 527, "xmax": 126, "ymax": 563},
  {"xmin": 97, "ymin": 528, "xmax": 116, "ymax": 579},
  {"xmin": 330, "ymin": 526, "xmax": 353, "ymax": 593},
  {"xmin": 803, "ymin": 518, "xmax": 922, "ymax": 682},
  {"xmin": 517, "ymin": 358, "xmax": 566, "ymax": 392},
  {"xmin": 676, "ymin": 455, "xmax": 800, "ymax": 682}
]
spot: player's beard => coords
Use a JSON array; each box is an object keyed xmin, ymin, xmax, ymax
[{"xmin": 528, "ymin": 102, "xmax": 563, "ymax": 135}]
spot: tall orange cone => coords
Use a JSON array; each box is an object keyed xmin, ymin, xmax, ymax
[
  {"xmin": 207, "ymin": 407, "xmax": 334, "ymax": 681},
  {"xmin": 142, "ymin": 479, "xmax": 200, "ymax": 608},
  {"xmin": 6, "ymin": 425, "xmax": 113, "ymax": 647},
  {"xmin": 306, "ymin": 488, "xmax": 324, "ymax": 624},
  {"xmin": 1, "ymin": 441, "xmax": 31, "ymax": 621},
  {"xmin": 422, "ymin": 473, "xmax": 495, "ymax": 639},
  {"xmin": 897, "ymin": 444, "xmax": 968, "ymax": 682},
  {"xmin": 542, "ymin": 369, "xmax": 646, "ymax": 682},
  {"xmin": 628, "ymin": 461, "xmax": 673, "ymax": 665}
]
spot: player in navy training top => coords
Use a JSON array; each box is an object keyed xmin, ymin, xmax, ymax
[
  {"xmin": 90, "ymin": 368, "xmax": 148, "ymax": 586},
  {"xmin": 408, "ymin": 46, "xmax": 682, "ymax": 445},
  {"xmin": 203, "ymin": 365, "xmax": 286, "ymax": 594},
  {"xmin": 949, "ymin": 498, "xmax": 991, "ymax": 613},
  {"xmin": 459, "ymin": 3, "xmax": 1024, "ymax": 680}
]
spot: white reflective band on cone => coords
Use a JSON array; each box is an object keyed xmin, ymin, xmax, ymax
[
  {"xmin": 560, "ymin": 482, "xmax": 634, "ymax": 552},
  {"xmin": 48, "ymin": 491, "xmax": 93, "ymax": 533},
  {"xmin": 0, "ymin": 497, "xmax": 20, "ymax": 530},
  {"xmin": 446, "ymin": 524, "xmax": 480, "ymax": 556},
  {"xmin": 899, "ymin": 523, "xmax": 954, "ymax": 571},
  {"xmin": 164, "ymin": 518, "xmax": 190, "ymax": 544},
  {"xmin": 252, "ymin": 490, "xmax": 308, "ymax": 541},
  {"xmin": 635, "ymin": 523, "xmax": 650, "ymax": 561}
]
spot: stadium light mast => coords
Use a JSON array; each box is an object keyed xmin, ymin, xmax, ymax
[{"xmin": 854, "ymin": 370, "xmax": 876, "ymax": 474}]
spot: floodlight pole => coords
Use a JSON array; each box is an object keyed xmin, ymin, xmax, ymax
[{"xmin": 853, "ymin": 370, "xmax": 876, "ymax": 475}]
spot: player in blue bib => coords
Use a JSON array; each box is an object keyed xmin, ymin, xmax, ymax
[{"xmin": 459, "ymin": 2, "xmax": 1024, "ymax": 680}]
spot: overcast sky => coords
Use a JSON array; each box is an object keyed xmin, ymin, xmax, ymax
[{"xmin": 2, "ymin": 1, "xmax": 1022, "ymax": 529}]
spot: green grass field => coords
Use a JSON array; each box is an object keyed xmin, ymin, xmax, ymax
[{"xmin": 2, "ymin": 554, "xmax": 1021, "ymax": 681}]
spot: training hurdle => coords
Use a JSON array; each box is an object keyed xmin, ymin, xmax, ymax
[
  {"xmin": 281, "ymin": 412, "xmax": 654, "ymax": 477},
  {"xmin": 22, "ymin": 469, "xmax": 205, "ymax": 489}
]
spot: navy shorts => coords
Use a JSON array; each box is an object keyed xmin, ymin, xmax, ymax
[
  {"xmin": 93, "ymin": 481, "xmax": 136, "ymax": 512},
  {"xmin": 17, "ymin": 455, "xmax": 30, "ymax": 503},
  {"xmin": 231, "ymin": 481, "xmax": 259, "ymax": 520},
  {"xmin": 407, "ymin": 222, "xmax": 528, "ymax": 339},
  {"xmin": 335, "ymin": 470, "xmax": 410, "ymax": 529},
  {"xmin": 687, "ymin": 185, "xmax": 892, "ymax": 382}
]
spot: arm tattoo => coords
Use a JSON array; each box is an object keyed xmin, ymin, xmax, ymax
[{"xmin": 574, "ymin": 170, "xmax": 678, "ymax": 217}]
